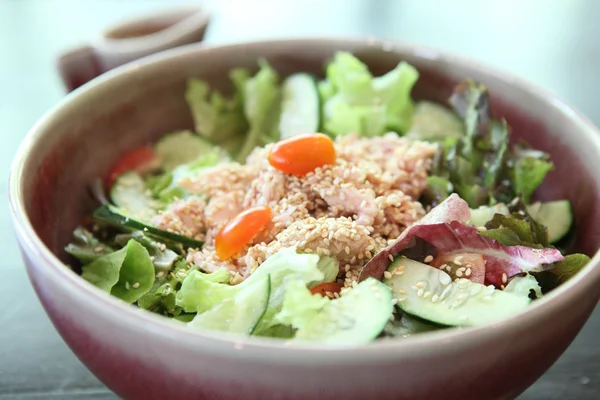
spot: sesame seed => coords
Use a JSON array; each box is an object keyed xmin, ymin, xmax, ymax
[
  {"xmin": 424, "ymin": 255, "xmax": 434, "ymax": 263},
  {"xmin": 465, "ymin": 268, "xmax": 472, "ymax": 277},
  {"xmin": 397, "ymin": 297, "xmax": 407, "ymax": 302},
  {"xmin": 125, "ymin": 281, "xmax": 130, "ymax": 290},
  {"xmin": 415, "ymin": 281, "xmax": 426, "ymax": 289},
  {"xmin": 417, "ymin": 289, "xmax": 424, "ymax": 297},
  {"xmin": 501, "ymin": 285, "xmax": 505, "ymax": 290},
  {"xmin": 344, "ymin": 264, "xmax": 351, "ymax": 272},
  {"xmin": 456, "ymin": 269, "xmax": 463, "ymax": 278},
  {"xmin": 477, "ymin": 226, "xmax": 487, "ymax": 232},
  {"xmin": 132, "ymin": 282, "xmax": 140, "ymax": 289},
  {"xmin": 93, "ymin": 246, "xmax": 103, "ymax": 253},
  {"xmin": 397, "ymin": 289, "xmax": 406, "ymax": 295},
  {"xmin": 423, "ymin": 291, "xmax": 432, "ymax": 299},
  {"xmin": 383, "ymin": 271, "xmax": 393, "ymax": 279},
  {"xmin": 391, "ymin": 298, "xmax": 399, "ymax": 305},
  {"xmin": 431, "ymin": 294, "xmax": 439, "ymax": 303},
  {"xmin": 388, "ymin": 254, "xmax": 394, "ymax": 262},
  {"xmin": 454, "ymin": 256, "xmax": 463, "ymax": 266},
  {"xmin": 502, "ymin": 273, "xmax": 508, "ymax": 284},
  {"xmin": 156, "ymin": 271, "xmax": 165, "ymax": 278}
]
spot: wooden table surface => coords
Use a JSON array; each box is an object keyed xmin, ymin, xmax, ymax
[{"xmin": 1, "ymin": 0, "xmax": 598, "ymax": 399}]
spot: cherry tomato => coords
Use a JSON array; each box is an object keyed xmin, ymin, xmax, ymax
[
  {"xmin": 268, "ymin": 133, "xmax": 336, "ymax": 176},
  {"xmin": 215, "ymin": 206, "xmax": 272, "ymax": 260},
  {"xmin": 106, "ymin": 146, "xmax": 156, "ymax": 189},
  {"xmin": 310, "ymin": 282, "xmax": 344, "ymax": 297}
]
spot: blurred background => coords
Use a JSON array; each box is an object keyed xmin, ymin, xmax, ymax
[{"xmin": 0, "ymin": 0, "xmax": 598, "ymax": 399}]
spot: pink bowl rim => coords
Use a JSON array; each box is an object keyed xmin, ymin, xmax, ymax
[{"xmin": 9, "ymin": 36, "xmax": 600, "ymax": 365}]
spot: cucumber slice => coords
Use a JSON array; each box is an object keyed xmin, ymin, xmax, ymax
[
  {"xmin": 406, "ymin": 101, "xmax": 464, "ymax": 141},
  {"xmin": 295, "ymin": 278, "xmax": 393, "ymax": 344},
  {"xmin": 526, "ymin": 200, "xmax": 572, "ymax": 243},
  {"xmin": 279, "ymin": 73, "xmax": 320, "ymax": 139},
  {"xmin": 383, "ymin": 257, "xmax": 530, "ymax": 326},
  {"xmin": 468, "ymin": 203, "xmax": 509, "ymax": 227},
  {"xmin": 188, "ymin": 275, "xmax": 271, "ymax": 335},
  {"xmin": 110, "ymin": 171, "xmax": 161, "ymax": 222},
  {"xmin": 154, "ymin": 131, "xmax": 220, "ymax": 171},
  {"xmin": 93, "ymin": 205, "xmax": 204, "ymax": 249}
]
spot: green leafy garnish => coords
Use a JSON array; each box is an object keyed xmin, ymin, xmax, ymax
[
  {"xmin": 480, "ymin": 197, "xmax": 549, "ymax": 248},
  {"xmin": 236, "ymin": 60, "xmax": 282, "ymax": 162},
  {"xmin": 185, "ymin": 70, "xmax": 249, "ymax": 157},
  {"xmin": 425, "ymin": 79, "xmax": 554, "ymax": 208},
  {"xmin": 81, "ymin": 239, "xmax": 155, "ymax": 303},
  {"xmin": 550, "ymin": 253, "xmax": 591, "ymax": 283},
  {"xmin": 321, "ymin": 52, "xmax": 418, "ymax": 137},
  {"xmin": 65, "ymin": 227, "xmax": 115, "ymax": 264}
]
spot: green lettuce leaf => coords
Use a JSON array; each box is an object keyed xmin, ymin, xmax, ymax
[
  {"xmin": 321, "ymin": 52, "xmax": 418, "ymax": 137},
  {"xmin": 176, "ymin": 248, "xmax": 338, "ymax": 334},
  {"xmin": 274, "ymin": 280, "xmax": 329, "ymax": 329},
  {"xmin": 185, "ymin": 69, "xmax": 249, "ymax": 157},
  {"xmin": 114, "ymin": 231, "xmax": 179, "ymax": 271},
  {"xmin": 432, "ymin": 79, "xmax": 554, "ymax": 208},
  {"xmin": 236, "ymin": 60, "xmax": 282, "ymax": 162},
  {"xmin": 481, "ymin": 197, "xmax": 549, "ymax": 248},
  {"xmin": 65, "ymin": 227, "xmax": 115, "ymax": 264},
  {"xmin": 512, "ymin": 156, "xmax": 553, "ymax": 203},
  {"xmin": 81, "ymin": 239, "xmax": 155, "ymax": 303},
  {"xmin": 549, "ymin": 253, "xmax": 590, "ymax": 283}
]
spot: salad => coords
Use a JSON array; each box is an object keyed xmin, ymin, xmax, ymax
[{"xmin": 66, "ymin": 52, "xmax": 590, "ymax": 345}]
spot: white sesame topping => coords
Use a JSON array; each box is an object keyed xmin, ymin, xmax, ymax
[
  {"xmin": 156, "ymin": 271, "xmax": 165, "ymax": 278},
  {"xmin": 415, "ymin": 281, "xmax": 426, "ymax": 289},
  {"xmin": 388, "ymin": 254, "xmax": 394, "ymax": 262},
  {"xmin": 431, "ymin": 294, "xmax": 439, "ymax": 303},
  {"xmin": 501, "ymin": 285, "xmax": 505, "ymax": 290},
  {"xmin": 417, "ymin": 288, "xmax": 424, "ymax": 297},
  {"xmin": 423, "ymin": 291, "xmax": 432, "ymax": 299},
  {"xmin": 477, "ymin": 226, "xmax": 487, "ymax": 232},
  {"xmin": 465, "ymin": 268, "xmax": 472, "ymax": 277},
  {"xmin": 391, "ymin": 298, "xmax": 399, "ymax": 306},
  {"xmin": 93, "ymin": 246, "xmax": 103, "ymax": 253},
  {"xmin": 125, "ymin": 281, "xmax": 130, "ymax": 290},
  {"xmin": 383, "ymin": 271, "xmax": 393, "ymax": 279},
  {"xmin": 424, "ymin": 255, "xmax": 434, "ymax": 263},
  {"xmin": 502, "ymin": 273, "xmax": 508, "ymax": 284},
  {"xmin": 132, "ymin": 282, "xmax": 140, "ymax": 289}
]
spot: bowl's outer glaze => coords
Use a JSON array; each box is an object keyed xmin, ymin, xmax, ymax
[{"xmin": 10, "ymin": 38, "xmax": 600, "ymax": 400}]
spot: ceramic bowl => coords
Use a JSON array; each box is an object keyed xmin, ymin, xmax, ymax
[{"xmin": 9, "ymin": 38, "xmax": 600, "ymax": 400}]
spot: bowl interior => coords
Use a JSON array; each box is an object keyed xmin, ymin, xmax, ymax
[{"xmin": 18, "ymin": 38, "xmax": 600, "ymax": 273}]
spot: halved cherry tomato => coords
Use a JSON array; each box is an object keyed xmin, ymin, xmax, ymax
[
  {"xmin": 310, "ymin": 282, "xmax": 344, "ymax": 297},
  {"xmin": 105, "ymin": 146, "xmax": 156, "ymax": 189},
  {"xmin": 268, "ymin": 133, "xmax": 336, "ymax": 176},
  {"xmin": 215, "ymin": 206, "xmax": 272, "ymax": 260}
]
